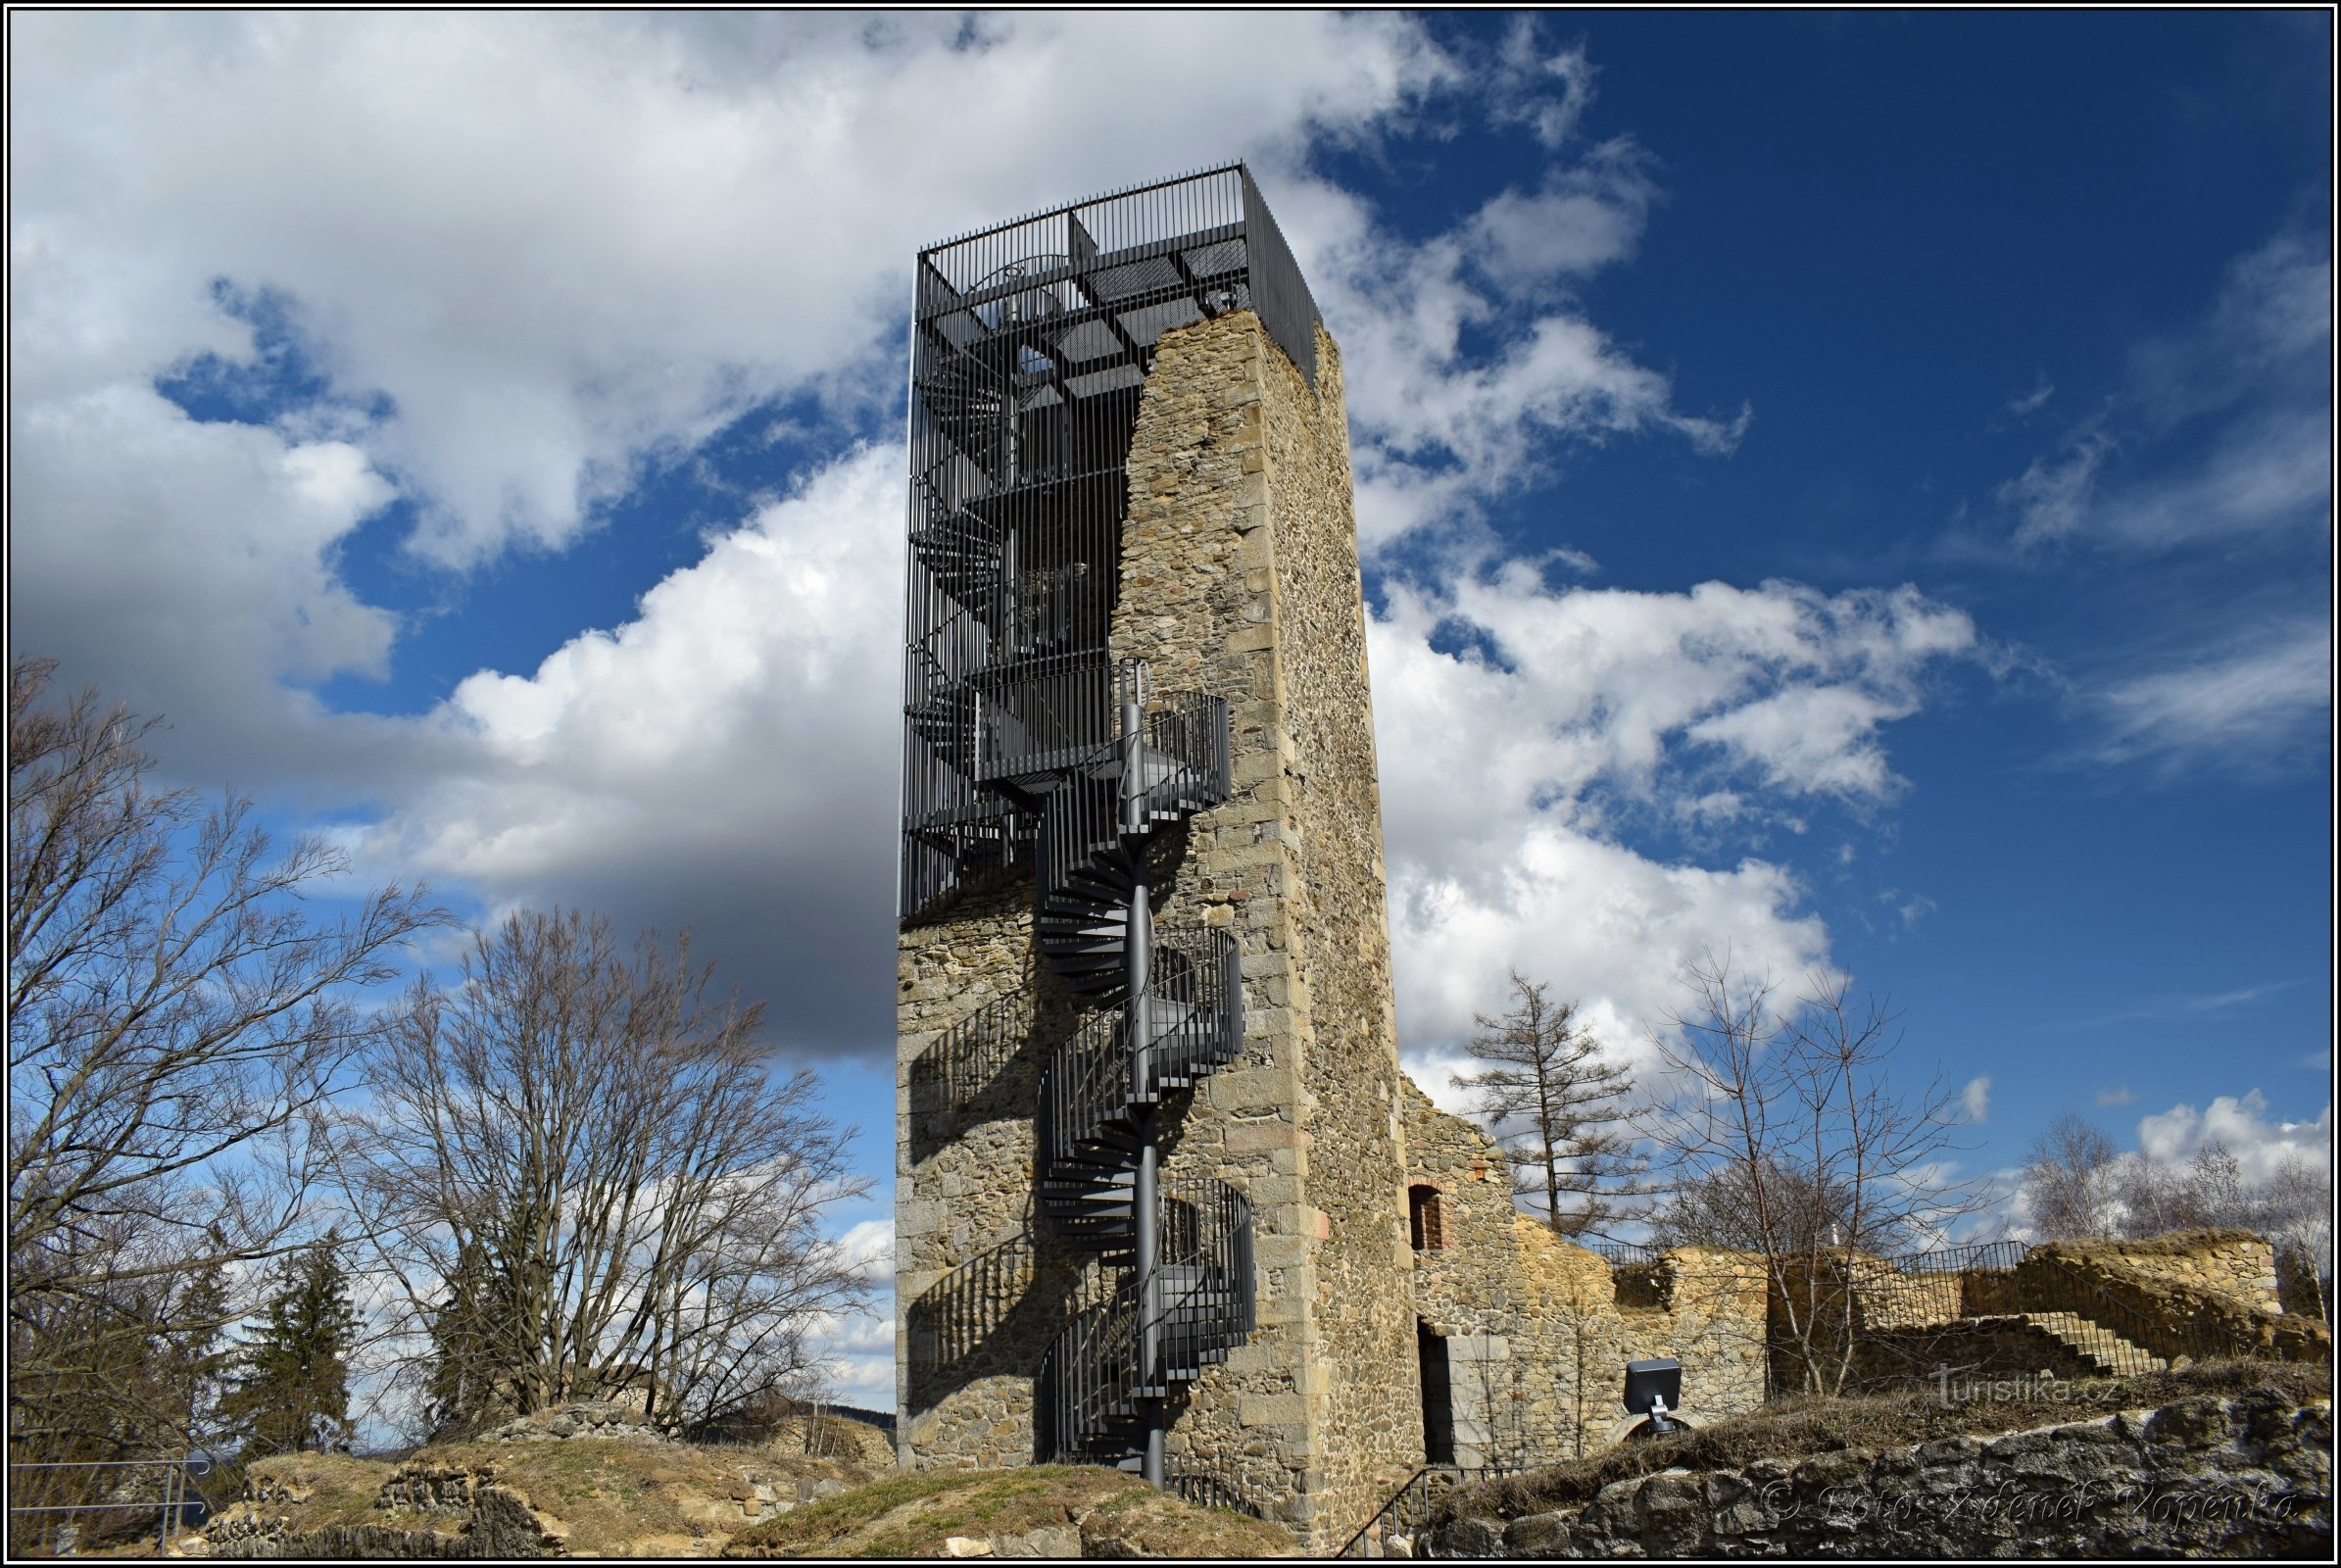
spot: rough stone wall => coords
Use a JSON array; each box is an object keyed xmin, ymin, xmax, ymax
[
  {"xmin": 1614, "ymin": 1250, "xmax": 1772, "ymax": 1422},
  {"xmin": 897, "ymin": 879, "xmax": 1095, "ymax": 1469},
  {"xmin": 2041, "ymin": 1231, "xmax": 2282, "ymax": 1314},
  {"xmin": 1402, "ymin": 1082, "xmax": 1548, "ymax": 1466},
  {"xmin": 1400, "ymin": 1082, "xmax": 1769, "ymax": 1466},
  {"xmin": 1765, "ymin": 1235, "xmax": 2326, "ymax": 1396},
  {"xmin": 1845, "ymin": 1316, "xmax": 2109, "ymax": 1389},
  {"xmin": 486, "ymin": 1400, "xmax": 669, "ymax": 1444},
  {"xmin": 1107, "ymin": 310, "xmax": 1417, "ymax": 1551},
  {"xmin": 2017, "ymin": 1245, "xmax": 2330, "ymax": 1367},
  {"xmin": 211, "ymin": 1466, "xmax": 559, "ymax": 1559},
  {"xmin": 1427, "ymin": 1391, "xmax": 2333, "ymax": 1559}
]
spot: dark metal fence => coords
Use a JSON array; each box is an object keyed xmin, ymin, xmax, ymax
[
  {"xmin": 1585, "ymin": 1241, "xmax": 1661, "ymax": 1267},
  {"xmin": 902, "ymin": 166, "xmax": 1321, "ymax": 917}
]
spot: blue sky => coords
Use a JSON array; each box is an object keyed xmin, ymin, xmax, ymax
[{"xmin": 10, "ymin": 12, "xmax": 2331, "ymax": 1410}]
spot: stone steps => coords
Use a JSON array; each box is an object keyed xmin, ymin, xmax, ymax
[{"xmin": 2020, "ymin": 1309, "xmax": 2169, "ymax": 1375}]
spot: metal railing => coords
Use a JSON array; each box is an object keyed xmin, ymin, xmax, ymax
[
  {"xmin": 1336, "ymin": 1464, "xmax": 1514, "ymax": 1558},
  {"xmin": 901, "ymin": 165, "xmax": 1321, "ymax": 916},
  {"xmin": 1036, "ymin": 929, "xmax": 1243, "ymax": 1192},
  {"xmin": 1037, "ymin": 1177, "xmax": 1253, "ymax": 1463},
  {"xmin": 8, "ymin": 1456, "xmax": 218, "ymax": 1558},
  {"xmin": 1586, "ymin": 1241, "xmax": 1661, "ymax": 1267}
]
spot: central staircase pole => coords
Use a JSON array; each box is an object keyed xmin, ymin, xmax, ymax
[{"xmin": 1120, "ymin": 666, "xmax": 1168, "ymax": 1490}]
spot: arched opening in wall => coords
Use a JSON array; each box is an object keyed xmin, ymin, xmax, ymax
[
  {"xmin": 1408, "ymin": 1185, "xmax": 1444, "ymax": 1251},
  {"xmin": 1417, "ymin": 1321, "xmax": 1455, "ymax": 1465}
]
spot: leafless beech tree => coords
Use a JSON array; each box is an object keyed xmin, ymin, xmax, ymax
[
  {"xmin": 1636, "ymin": 952, "xmax": 1985, "ymax": 1397},
  {"xmin": 2019, "ymin": 1108, "xmax": 2333, "ymax": 1317},
  {"xmin": 2017, "ymin": 1110, "xmax": 2123, "ymax": 1239},
  {"xmin": 2262, "ymin": 1155, "xmax": 2333, "ymax": 1320},
  {"xmin": 8, "ymin": 656, "xmax": 443, "ymax": 1486},
  {"xmin": 340, "ymin": 908, "xmax": 870, "ymax": 1436},
  {"xmin": 1453, "ymin": 971, "xmax": 1652, "ymax": 1240}
]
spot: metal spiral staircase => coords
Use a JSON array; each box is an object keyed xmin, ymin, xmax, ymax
[
  {"xmin": 1026, "ymin": 668, "xmax": 1254, "ymax": 1485},
  {"xmin": 905, "ymin": 217, "xmax": 1272, "ymax": 1493}
]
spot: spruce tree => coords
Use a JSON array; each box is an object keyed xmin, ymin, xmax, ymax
[
  {"xmin": 422, "ymin": 1236, "xmax": 523, "ymax": 1438},
  {"xmin": 1452, "ymin": 970, "xmax": 1653, "ymax": 1240},
  {"xmin": 220, "ymin": 1239, "xmax": 358, "ymax": 1456}
]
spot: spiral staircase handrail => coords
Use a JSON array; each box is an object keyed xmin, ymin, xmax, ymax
[
  {"xmin": 910, "ymin": 315, "xmax": 1252, "ymax": 1478},
  {"xmin": 1019, "ymin": 674, "xmax": 1251, "ymax": 1472}
]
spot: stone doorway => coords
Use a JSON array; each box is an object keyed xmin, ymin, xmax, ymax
[{"xmin": 1417, "ymin": 1321, "xmax": 1454, "ymax": 1465}]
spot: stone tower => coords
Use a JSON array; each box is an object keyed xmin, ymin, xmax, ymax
[{"xmin": 896, "ymin": 166, "xmax": 1417, "ymax": 1550}]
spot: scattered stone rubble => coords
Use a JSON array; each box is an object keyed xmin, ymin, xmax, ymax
[{"xmin": 1424, "ymin": 1390, "xmax": 2332, "ymax": 1559}]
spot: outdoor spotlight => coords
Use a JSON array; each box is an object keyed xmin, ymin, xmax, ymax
[{"xmin": 1623, "ymin": 1357, "xmax": 1683, "ymax": 1434}]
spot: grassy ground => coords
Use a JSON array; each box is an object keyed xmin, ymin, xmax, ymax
[
  {"xmin": 207, "ymin": 1435, "xmax": 881, "ymax": 1558},
  {"xmin": 227, "ymin": 1450, "xmax": 411, "ymax": 1534},
  {"xmin": 1442, "ymin": 1358, "xmax": 2330, "ymax": 1525},
  {"xmin": 721, "ymin": 1464, "xmax": 1297, "ymax": 1559}
]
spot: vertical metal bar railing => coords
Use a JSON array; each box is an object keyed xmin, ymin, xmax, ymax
[{"xmin": 902, "ymin": 168, "xmax": 1320, "ymax": 919}]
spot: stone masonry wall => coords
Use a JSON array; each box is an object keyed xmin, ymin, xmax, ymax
[
  {"xmin": 897, "ymin": 878, "xmax": 1095, "ymax": 1469},
  {"xmin": 1401, "ymin": 1082, "xmax": 1769, "ymax": 1466},
  {"xmin": 1403, "ymin": 1080, "xmax": 1546, "ymax": 1466},
  {"xmin": 2050, "ymin": 1230, "xmax": 2282, "ymax": 1314},
  {"xmin": 1427, "ymin": 1391, "xmax": 2332, "ymax": 1559},
  {"xmin": 1109, "ymin": 310, "xmax": 1417, "ymax": 1551},
  {"xmin": 2018, "ymin": 1243, "xmax": 2331, "ymax": 1367}
]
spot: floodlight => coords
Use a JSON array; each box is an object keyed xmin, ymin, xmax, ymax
[{"xmin": 1623, "ymin": 1357, "xmax": 1683, "ymax": 1434}]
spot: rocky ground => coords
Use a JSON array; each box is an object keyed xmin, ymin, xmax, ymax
[
  {"xmin": 1423, "ymin": 1365, "xmax": 2332, "ymax": 1560},
  {"xmin": 173, "ymin": 1420, "xmax": 1292, "ymax": 1559}
]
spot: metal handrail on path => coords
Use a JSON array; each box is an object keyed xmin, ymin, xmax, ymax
[
  {"xmin": 1337, "ymin": 1464, "xmax": 1519, "ymax": 1558},
  {"xmin": 8, "ymin": 1455, "xmax": 218, "ymax": 1557}
]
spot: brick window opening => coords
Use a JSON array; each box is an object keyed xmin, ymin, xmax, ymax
[{"xmin": 1409, "ymin": 1185, "xmax": 1444, "ymax": 1250}]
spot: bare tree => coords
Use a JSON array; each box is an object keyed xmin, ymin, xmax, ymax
[
  {"xmin": 1649, "ymin": 1156, "xmax": 1898, "ymax": 1253},
  {"xmin": 2018, "ymin": 1110, "xmax": 2122, "ymax": 1239},
  {"xmin": 340, "ymin": 907, "xmax": 870, "ymax": 1436},
  {"xmin": 8, "ymin": 656, "xmax": 443, "ymax": 1490},
  {"xmin": 1635, "ymin": 952, "xmax": 1983, "ymax": 1397},
  {"xmin": 1452, "ymin": 971, "xmax": 1652, "ymax": 1240},
  {"xmin": 2261, "ymin": 1154, "xmax": 2333, "ymax": 1320}
]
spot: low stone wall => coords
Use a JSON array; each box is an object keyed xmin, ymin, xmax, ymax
[
  {"xmin": 2040, "ymin": 1231, "xmax": 2281, "ymax": 1314},
  {"xmin": 1767, "ymin": 1236, "xmax": 2329, "ymax": 1396},
  {"xmin": 486, "ymin": 1399, "xmax": 671, "ymax": 1444},
  {"xmin": 209, "ymin": 1469, "xmax": 558, "ymax": 1559},
  {"xmin": 1427, "ymin": 1390, "xmax": 2331, "ymax": 1558},
  {"xmin": 2019, "ymin": 1249, "xmax": 2331, "ymax": 1367}
]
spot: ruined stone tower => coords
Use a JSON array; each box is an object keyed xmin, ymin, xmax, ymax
[{"xmin": 895, "ymin": 166, "xmax": 1420, "ymax": 1548}]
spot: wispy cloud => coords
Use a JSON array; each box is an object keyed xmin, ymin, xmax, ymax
[
  {"xmin": 2000, "ymin": 433, "xmax": 2114, "ymax": 548},
  {"xmin": 2086, "ymin": 619, "xmax": 2330, "ymax": 777},
  {"xmin": 1997, "ymin": 230, "xmax": 2331, "ymax": 557},
  {"xmin": 2095, "ymin": 1085, "xmax": 2137, "ymax": 1107},
  {"xmin": 2004, "ymin": 373, "xmax": 2055, "ymax": 418},
  {"xmin": 2060, "ymin": 976, "xmax": 2316, "ymax": 1032},
  {"xmin": 1961, "ymin": 1075, "xmax": 1992, "ymax": 1124}
]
